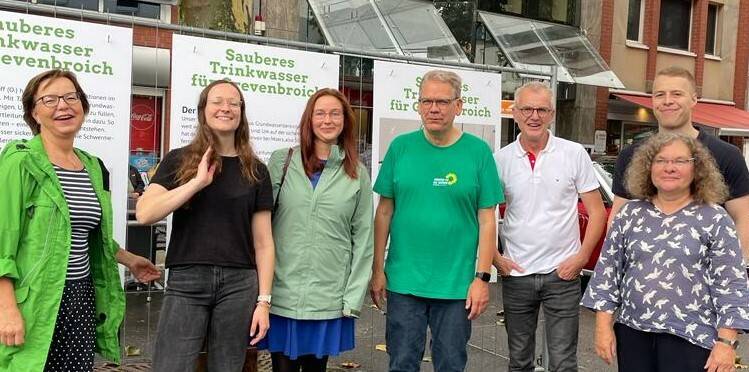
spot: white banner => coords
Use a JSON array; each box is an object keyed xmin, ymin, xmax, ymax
[
  {"xmin": 372, "ymin": 61, "xmax": 502, "ymax": 181},
  {"xmin": 0, "ymin": 11, "xmax": 133, "ymax": 253},
  {"xmin": 170, "ymin": 34, "xmax": 340, "ymax": 161}
]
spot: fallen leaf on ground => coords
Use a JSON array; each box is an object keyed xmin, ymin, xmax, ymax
[
  {"xmin": 124, "ymin": 345, "xmax": 141, "ymax": 356},
  {"xmin": 341, "ymin": 362, "xmax": 361, "ymax": 368},
  {"xmin": 375, "ymin": 344, "xmax": 387, "ymax": 352}
]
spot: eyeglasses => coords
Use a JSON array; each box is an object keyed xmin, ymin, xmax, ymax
[
  {"xmin": 35, "ymin": 92, "xmax": 81, "ymax": 108},
  {"xmin": 516, "ymin": 106, "xmax": 553, "ymax": 118},
  {"xmin": 208, "ymin": 98, "xmax": 242, "ymax": 109},
  {"xmin": 418, "ymin": 97, "xmax": 459, "ymax": 109},
  {"xmin": 653, "ymin": 157, "xmax": 695, "ymax": 167},
  {"xmin": 313, "ymin": 110, "xmax": 344, "ymax": 121}
]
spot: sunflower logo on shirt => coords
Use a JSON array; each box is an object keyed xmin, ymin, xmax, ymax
[{"xmin": 433, "ymin": 172, "xmax": 458, "ymax": 187}]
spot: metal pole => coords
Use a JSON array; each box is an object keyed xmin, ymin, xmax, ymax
[
  {"xmin": 0, "ymin": 0, "xmax": 552, "ymax": 78},
  {"xmin": 550, "ymin": 65, "xmax": 559, "ymax": 134}
]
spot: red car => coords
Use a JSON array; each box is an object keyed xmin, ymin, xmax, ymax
[{"xmin": 580, "ymin": 160, "xmax": 614, "ymax": 278}]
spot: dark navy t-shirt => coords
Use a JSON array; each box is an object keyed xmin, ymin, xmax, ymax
[{"xmin": 613, "ymin": 129, "xmax": 749, "ymax": 200}]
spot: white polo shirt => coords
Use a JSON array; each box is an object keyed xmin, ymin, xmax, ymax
[{"xmin": 494, "ymin": 131, "xmax": 599, "ymax": 276}]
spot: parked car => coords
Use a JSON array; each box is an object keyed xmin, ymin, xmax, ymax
[{"xmin": 579, "ymin": 159, "xmax": 615, "ymax": 288}]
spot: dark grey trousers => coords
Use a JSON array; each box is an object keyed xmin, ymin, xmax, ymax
[
  {"xmin": 152, "ymin": 265, "xmax": 258, "ymax": 372},
  {"xmin": 501, "ymin": 271, "xmax": 581, "ymax": 372}
]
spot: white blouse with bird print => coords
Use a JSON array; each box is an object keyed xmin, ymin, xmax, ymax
[{"xmin": 582, "ymin": 200, "xmax": 749, "ymax": 349}]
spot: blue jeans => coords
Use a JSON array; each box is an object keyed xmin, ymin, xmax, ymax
[
  {"xmin": 501, "ymin": 271, "xmax": 580, "ymax": 372},
  {"xmin": 385, "ymin": 291, "xmax": 471, "ymax": 372},
  {"xmin": 152, "ymin": 265, "xmax": 258, "ymax": 372}
]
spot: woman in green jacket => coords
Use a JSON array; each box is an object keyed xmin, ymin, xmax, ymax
[
  {"xmin": 0, "ymin": 69, "xmax": 159, "ymax": 371},
  {"xmin": 263, "ymin": 89, "xmax": 374, "ymax": 372}
]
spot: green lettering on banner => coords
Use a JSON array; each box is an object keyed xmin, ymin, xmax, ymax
[
  {"xmin": 0, "ymin": 18, "xmax": 75, "ymax": 38},
  {"xmin": 208, "ymin": 59, "xmax": 309, "ymax": 83},
  {"xmin": 0, "ymin": 16, "xmax": 116, "ymax": 77},
  {"xmin": 460, "ymin": 106, "xmax": 491, "ymax": 118},
  {"xmin": 189, "ymin": 73, "xmax": 318, "ymax": 98},
  {"xmin": 224, "ymin": 48, "xmax": 295, "ymax": 68},
  {"xmin": 0, "ymin": 52, "xmax": 113, "ymax": 76}
]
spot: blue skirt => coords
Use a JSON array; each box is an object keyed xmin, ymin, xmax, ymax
[{"xmin": 258, "ymin": 314, "xmax": 355, "ymax": 359}]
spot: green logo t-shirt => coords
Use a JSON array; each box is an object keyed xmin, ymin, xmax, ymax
[{"xmin": 374, "ymin": 130, "xmax": 504, "ymax": 299}]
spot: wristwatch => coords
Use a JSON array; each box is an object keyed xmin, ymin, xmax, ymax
[
  {"xmin": 716, "ymin": 337, "xmax": 739, "ymax": 349},
  {"xmin": 475, "ymin": 271, "xmax": 491, "ymax": 282},
  {"xmin": 257, "ymin": 294, "xmax": 272, "ymax": 304}
]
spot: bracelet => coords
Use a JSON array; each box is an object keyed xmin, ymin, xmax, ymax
[
  {"xmin": 257, "ymin": 294, "xmax": 272, "ymax": 304},
  {"xmin": 716, "ymin": 337, "xmax": 739, "ymax": 349}
]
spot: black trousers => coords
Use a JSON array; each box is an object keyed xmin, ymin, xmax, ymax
[{"xmin": 615, "ymin": 323, "xmax": 711, "ymax": 372}]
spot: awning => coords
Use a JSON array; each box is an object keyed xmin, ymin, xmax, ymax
[
  {"xmin": 478, "ymin": 11, "xmax": 625, "ymax": 89},
  {"xmin": 614, "ymin": 94, "xmax": 749, "ymax": 135},
  {"xmin": 308, "ymin": 0, "xmax": 469, "ymax": 63}
]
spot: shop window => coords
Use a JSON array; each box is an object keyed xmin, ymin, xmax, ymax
[
  {"xmin": 705, "ymin": 3, "xmax": 720, "ymax": 56},
  {"xmin": 33, "ymin": 0, "xmax": 164, "ymax": 20},
  {"xmin": 626, "ymin": 0, "xmax": 644, "ymax": 42},
  {"xmin": 35, "ymin": 0, "xmax": 99, "ymax": 11},
  {"xmin": 478, "ymin": 0, "xmax": 577, "ymax": 26},
  {"xmin": 104, "ymin": 0, "xmax": 161, "ymax": 19},
  {"xmin": 658, "ymin": 0, "xmax": 692, "ymax": 50}
]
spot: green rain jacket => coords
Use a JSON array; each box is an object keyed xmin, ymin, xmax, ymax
[
  {"xmin": 0, "ymin": 136, "xmax": 125, "ymax": 371},
  {"xmin": 268, "ymin": 146, "xmax": 373, "ymax": 320}
]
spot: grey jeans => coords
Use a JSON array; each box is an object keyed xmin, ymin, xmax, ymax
[
  {"xmin": 152, "ymin": 265, "xmax": 258, "ymax": 372},
  {"xmin": 501, "ymin": 271, "xmax": 581, "ymax": 372}
]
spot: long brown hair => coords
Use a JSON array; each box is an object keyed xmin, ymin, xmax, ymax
[
  {"xmin": 298, "ymin": 88, "xmax": 359, "ymax": 179},
  {"xmin": 176, "ymin": 79, "xmax": 260, "ymax": 185}
]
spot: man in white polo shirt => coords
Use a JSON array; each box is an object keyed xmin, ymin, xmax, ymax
[{"xmin": 493, "ymin": 81, "xmax": 606, "ymax": 372}]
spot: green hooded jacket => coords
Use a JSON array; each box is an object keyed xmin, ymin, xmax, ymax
[
  {"xmin": 0, "ymin": 136, "xmax": 125, "ymax": 371},
  {"xmin": 268, "ymin": 146, "xmax": 373, "ymax": 320}
]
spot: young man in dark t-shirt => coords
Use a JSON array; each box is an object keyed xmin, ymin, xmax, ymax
[{"xmin": 610, "ymin": 67, "xmax": 749, "ymax": 260}]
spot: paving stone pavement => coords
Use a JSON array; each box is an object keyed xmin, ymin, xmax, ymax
[{"xmin": 113, "ymin": 283, "xmax": 749, "ymax": 371}]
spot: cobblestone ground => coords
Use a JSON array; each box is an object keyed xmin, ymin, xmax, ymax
[{"xmin": 109, "ymin": 283, "xmax": 749, "ymax": 371}]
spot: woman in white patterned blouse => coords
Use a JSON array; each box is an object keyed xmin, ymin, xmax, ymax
[{"xmin": 582, "ymin": 133, "xmax": 749, "ymax": 372}]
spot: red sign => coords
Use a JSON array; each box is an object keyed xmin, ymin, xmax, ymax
[{"xmin": 130, "ymin": 95, "xmax": 161, "ymax": 152}]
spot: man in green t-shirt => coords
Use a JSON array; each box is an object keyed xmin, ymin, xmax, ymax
[{"xmin": 370, "ymin": 70, "xmax": 504, "ymax": 372}]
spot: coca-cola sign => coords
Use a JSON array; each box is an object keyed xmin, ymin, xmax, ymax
[
  {"xmin": 131, "ymin": 111, "xmax": 154, "ymax": 123},
  {"xmin": 130, "ymin": 96, "xmax": 161, "ymax": 152}
]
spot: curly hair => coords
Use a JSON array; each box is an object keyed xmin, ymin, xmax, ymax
[{"xmin": 625, "ymin": 132, "xmax": 728, "ymax": 204}]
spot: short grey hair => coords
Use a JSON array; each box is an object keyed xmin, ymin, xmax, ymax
[
  {"xmin": 420, "ymin": 70, "xmax": 462, "ymax": 99},
  {"xmin": 514, "ymin": 81, "xmax": 555, "ymax": 110}
]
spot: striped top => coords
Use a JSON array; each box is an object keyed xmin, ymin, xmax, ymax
[{"xmin": 54, "ymin": 165, "xmax": 102, "ymax": 280}]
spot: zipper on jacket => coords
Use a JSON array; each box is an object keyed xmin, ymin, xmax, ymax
[{"xmin": 20, "ymin": 208, "xmax": 58, "ymax": 288}]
